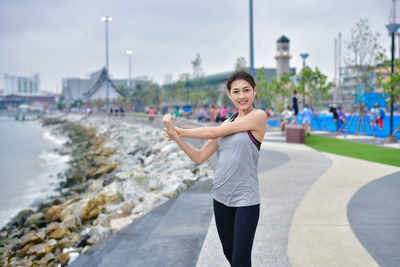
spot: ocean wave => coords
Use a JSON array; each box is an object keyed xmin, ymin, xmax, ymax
[
  {"xmin": 38, "ymin": 150, "xmax": 70, "ymax": 166},
  {"xmin": 43, "ymin": 130, "xmax": 68, "ymax": 146}
]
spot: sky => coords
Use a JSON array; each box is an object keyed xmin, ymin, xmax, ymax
[{"xmin": 0, "ymin": 0, "xmax": 395, "ymax": 93}]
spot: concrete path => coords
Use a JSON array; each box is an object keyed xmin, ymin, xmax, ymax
[
  {"xmin": 288, "ymin": 152, "xmax": 399, "ymax": 267},
  {"xmin": 70, "ymin": 128, "xmax": 400, "ymax": 267}
]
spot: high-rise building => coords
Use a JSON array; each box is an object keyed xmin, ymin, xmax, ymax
[{"xmin": 4, "ymin": 73, "xmax": 40, "ymax": 95}]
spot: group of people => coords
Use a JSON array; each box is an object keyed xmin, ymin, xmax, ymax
[
  {"xmin": 370, "ymin": 103, "xmax": 385, "ymax": 130},
  {"xmin": 108, "ymin": 107, "xmax": 125, "ymax": 117},
  {"xmin": 163, "ymin": 105, "xmax": 237, "ymax": 123},
  {"xmin": 195, "ymin": 105, "xmax": 236, "ymax": 123},
  {"xmin": 279, "ymin": 91, "xmax": 313, "ymax": 136},
  {"xmin": 280, "ymin": 91, "xmax": 387, "ymax": 135},
  {"xmin": 329, "ymin": 106, "xmax": 346, "ymax": 132}
]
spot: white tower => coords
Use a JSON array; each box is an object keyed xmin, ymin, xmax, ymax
[{"xmin": 275, "ymin": 35, "xmax": 291, "ymax": 80}]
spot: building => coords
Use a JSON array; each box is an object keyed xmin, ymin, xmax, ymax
[
  {"xmin": 62, "ymin": 68, "xmax": 152, "ymax": 105},
  {"xmin": 4, "ymin": 73, "xmax": 40, "ymax": 95},
  {"xmin": 275, "ymin": 36, "xmax": 291, "ymax": 79},
  {"xmin": 0, "ymin": 94, "xmax": 56, "ymax": 110}
]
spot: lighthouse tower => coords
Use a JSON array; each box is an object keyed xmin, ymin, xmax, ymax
[{"xmin": 275, "ymin": 35, "xmax": 291, "ymax": 80}]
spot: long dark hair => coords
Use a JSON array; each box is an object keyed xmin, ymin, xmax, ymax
[{"xmin": 226, "ymin": 71, "xmax": 257, "ymax": 108}]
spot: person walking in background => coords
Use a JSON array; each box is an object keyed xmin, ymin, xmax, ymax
[
  {"xmin": 329, "ymin": 106, "xmax": 338, "ymax": 130},
  {"xmin": 337, "ymin": 106, "xmax": 345, "ymax": 131},
  {"xmin": 148, "ymin": 106, "xmax": 155, "ymax": 121},
  {"xmin": 292, "ymin": 91, "xmax": 299, "ymax": 123},
  {"xmin": 370, "ymin": 103, "xmax": 379, "ymax": 129},
  {"xmin": 378, "ymin": 105, "xmax": 385, "ymax": 130},
  {"xmin": 265, "ymin": 107, "xmax": 272, "ymax": 118},
  {"xmin": 280, "ymin": 106, "xmax": 293, "ymax": 135},
  {"xmin": 163, "ymin": 71, "xmax": 267, "ymax": 266},
  {"xmin": 173, "ymin": 106, "xmax": 179, "ymax": 117},
  {"xmin": 198, "ymin": 106, "xmax": 207, "ymax": 122},
  {"xmin": 214, "ymin": 106, "xmax": 221, "ymax": 123},
  {"xmin": 220, "ymin": 105, "xmax": 228, "ymax": 121},
  {"xmin": 301, "ymin": 104, "xmax": 313, "ymax": 136},
  {"xmin": 210, "ymin": 105, "xmax": 216, "ymax": 122}
]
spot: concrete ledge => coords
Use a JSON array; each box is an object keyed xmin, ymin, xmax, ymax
[{"xmin": 285, "ymin": 124, "xmax": 305, "ymax": 144}]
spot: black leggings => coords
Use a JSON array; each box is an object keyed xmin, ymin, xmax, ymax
[{"xmin": 213, "ymin": 199, "xmax": 260, "ymax": 267}]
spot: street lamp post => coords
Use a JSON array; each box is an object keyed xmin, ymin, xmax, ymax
[
  {"xmin": 386, "ymin": 23, "xmax": 400, "ymax": 140},
  {"xmin": 126, "ymin": 49, "xmax": 133, "ymax": 88},
  {"xmin": 249, "ymin": 0, "xmax": 254, "ymax": 76},
  {"xmin": 299, "ymin": 53, "xmax": 309, "ymax": 106},
  {"xmin": 101, "ymin": 16, "xmax": 112, "ymax": 108},
  {"xmin": 397, "ymin": 32, "xmax": 400, "ymax": 58}
]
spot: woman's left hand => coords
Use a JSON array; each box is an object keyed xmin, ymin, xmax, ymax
[{"xmin": 162, "ymin": 114, "xmax": 179, "ymax": 140}]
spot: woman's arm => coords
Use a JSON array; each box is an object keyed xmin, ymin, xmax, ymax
[
  {"xmin": 174, "ymin": 109, "xmax": 267, "ymax": 140},
  {"xmin": 163, "ymin": 115, "xmax": 219, "ymax": 164},
  {"xmin": 173, "ymin": 137, "xmax": 219, "ymax": 165}
]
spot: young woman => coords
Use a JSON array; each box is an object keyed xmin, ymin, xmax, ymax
[{"xmin": 162, "ymin": 71, "xmax": 267, "ymax": 266}]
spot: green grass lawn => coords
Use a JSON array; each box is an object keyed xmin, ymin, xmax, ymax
[{"xmin": 305, "ymin": 135, "xmax": 400, "ymax": 167}]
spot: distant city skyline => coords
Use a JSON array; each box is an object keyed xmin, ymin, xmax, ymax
[{"xmin": 0, "ymin": 0, "xmax": 395, "ymax": 92}]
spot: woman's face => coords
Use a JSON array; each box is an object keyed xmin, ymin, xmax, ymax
[{"xmin": 227, "ymin": 79, "xmax": 256, "ymax": 113}]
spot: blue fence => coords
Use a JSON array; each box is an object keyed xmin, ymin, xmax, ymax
[{"xmin": 268, "ymin": 114, "xmax": 400, "ymax": 140}]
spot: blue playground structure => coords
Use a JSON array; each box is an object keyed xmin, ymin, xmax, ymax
[{"xmin": 268, "ymin": 114, "xmax": 400, "ymax": 140}]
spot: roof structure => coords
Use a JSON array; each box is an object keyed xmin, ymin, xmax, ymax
[
  {"xmin": 83, "ymin": 68, "xmax": 122, "ymax": 100},
  {"xmin": 277, "ymin": 35, "xmax": 290, "ymax": 43},
  {"xmin": 62, "ymin": 68, "xmax": 124, "ymax": 104}
]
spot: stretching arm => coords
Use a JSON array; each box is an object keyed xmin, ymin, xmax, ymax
[
  {"xmin": 162, "ymin": 115, "xmax": 219, "ymax": 164},
  {"xmin": 176, "ymin": 109, "xmax": 267, "ymax": 139},
  {"xmin": 173, "ymin": 136, "xmax": 218, "ymax": 165}
]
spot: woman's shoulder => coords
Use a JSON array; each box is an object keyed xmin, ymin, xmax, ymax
[{"xmin": 251, "ymin": 109, "xmax": 268, "ymax": 120}]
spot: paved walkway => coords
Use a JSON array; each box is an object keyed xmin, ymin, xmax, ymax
[{"xmin": 70, "ymin": 126, "xmax": 400, "ymax": 267}]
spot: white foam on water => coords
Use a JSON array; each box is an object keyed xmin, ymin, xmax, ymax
[
  {"xmin": 0, "ymin": 128, "xmax": 71, "ymax": 229},
  {"xmin": 42, "ymin": 130, "xmax": 68, "ymax": 146}
]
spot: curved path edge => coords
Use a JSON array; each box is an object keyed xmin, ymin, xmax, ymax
[{"xmin": 288, "ymin": 152, "xmax": 400, "ymax": 267}]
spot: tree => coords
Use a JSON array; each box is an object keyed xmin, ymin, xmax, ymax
[
  {"xmin": 190, "ymin": 53, "xmax": 207, "ymax": 105},
  {"xmin": 176, "ymin": 73, "xmax": 191, "ymax": 105},
  {"xmin": 255, "ymin": 67, "xmax": 269, "ymax": 107},
  {"xmin": 297, "ymin": 67, "xmax": 334, "ymax": 109},
  {"xmin": 344, "ymin": 18, "xmax": 386, "ymax": 135},
  {"xmin": 268, "ymin": 73, "xmax": 294, "ymax": 112},
  {"xmin": 191, "ymin": 53, "xmax": 204, "ymax": 78},
  {"xmin": 235, "ymin": 57, "xmax": 248, "ymax": 71}
]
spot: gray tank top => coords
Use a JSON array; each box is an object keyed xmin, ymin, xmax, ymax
[{"xmin": 212, "ymin": 112, "xmax": 261, "ymax": 207}]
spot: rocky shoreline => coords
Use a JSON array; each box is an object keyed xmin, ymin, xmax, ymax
[{"xmin": 0, "ymin": 114, "xmax": 212, "ymax": 266}]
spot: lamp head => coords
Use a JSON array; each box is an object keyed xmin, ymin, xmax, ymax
[
  {"xmin": 300, "ymin": 53, "xmax": 309, "ymax": 60},
  {"xmin": 386, "ymin": 24, "xmax": 400, "ymax": 34},
  {"xmin": 101, "ymin": 16, "xmax": 112, "ymax": 22}
]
